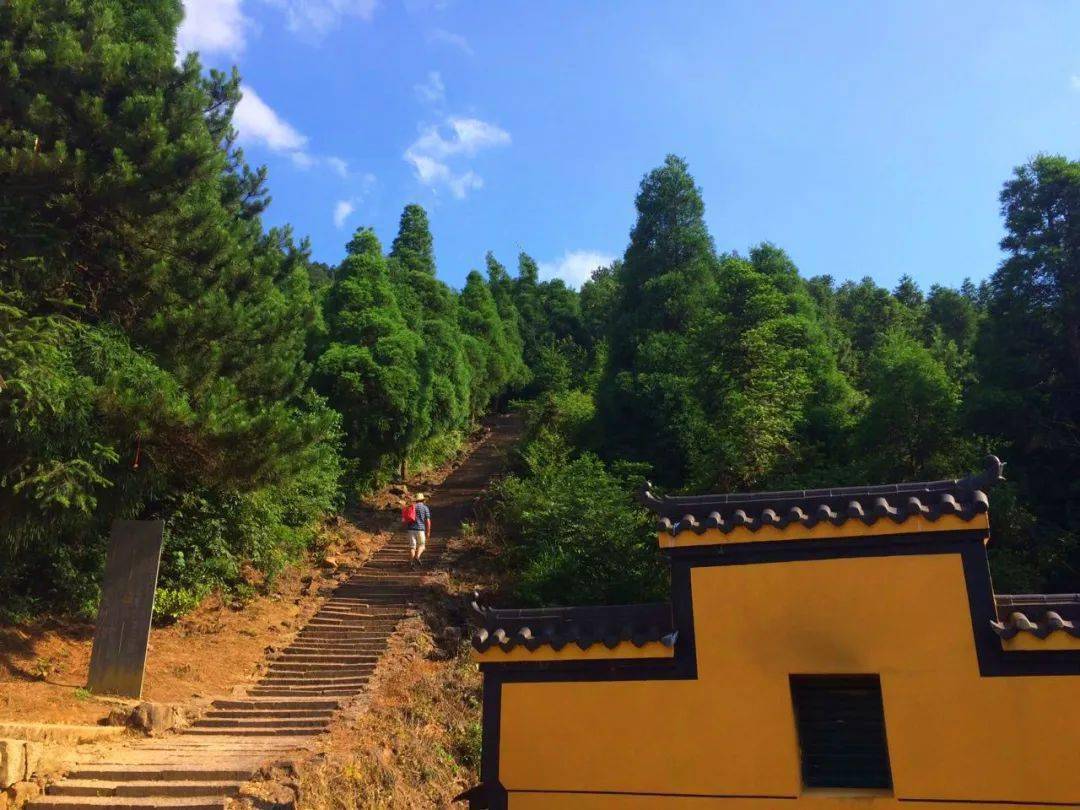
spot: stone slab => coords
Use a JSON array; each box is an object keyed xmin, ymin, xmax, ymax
[
  {"xmin": 0, "ymin": 725, "xmax": 126, "ymax": 746},
  {"xmin": 87, "ymin": 520, "xmax": 164, "ymax": 698}
]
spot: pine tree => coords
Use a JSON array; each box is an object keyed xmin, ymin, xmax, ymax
[
  {"xmin": 390, "ymin": 204, "xmax": 436, "ymax": 276},
  {"xmin": 970, "ymin": 155, "xmax": 1080, "ymax": 590},
  {"xmin": 316, "ymin": 229, "xmax": 422, "ymax": 488},
  {"xmin": 387, "ymin": 205, "xmax": 471, "ymax": 450},
  {"xmin": 596, "ymin": 155, "xmax": 720, "ymax": 482},
  {"xmin": 459, "ymin": 270, "xmax": 520, "ymax": 415},
  {"xmin": 486, "ymin": 252, "xmax": 529, "ymax": 392},
  {"xmin": 855, "ymin": 329, "xmax": 971, "ymax": 481},
  {"xmin": 0, "ymin": 0, "xmax": 340, "ymax": 613}
]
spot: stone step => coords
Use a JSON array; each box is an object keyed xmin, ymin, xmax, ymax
[
  {"xmin": 263, "ymin": 672, "xmax": 374, "ymax": 682},
  {"xmin": 182, "ymin": 727, "xmax": 319, "ymax": 738},
  {"xmin": 285, "ymin": 648, "xmax": 390, "ymax": 660},
  {"xmin": 206, "ymin": 709, "xmax": 333, "ymax": 720},
  {"xmin": 65, "ymin": 767, "xmax": 253, "ymax": 782},
  {"xmin": 267, "ymin": 662, "xmax": 377, "ymax": 672},
  {"xmin": 0, "ymin": 723, "xmax": 127, "ymax": 745},
  {"xmin": 211, "ymin": 698, "xmax": 339, "ymax": 710},
  {"xmin": 193, "ymin": 718, "xmax": 329, "ymax": 730},
  {"xmin": 298, "ymin": 626, "xmax": 400, "ymax": 635},
  {"xmin": 30, "ymin": 797, "xmax": 227, "ymax": 809},
  {"xmin": 247, "ymin": 688, "xmax": 359, "ymax": 697},
  {"xmin": 291, "ymin": 633, "xmax": 393, "ymax": 642},
  {"xmin": 272, "ymin": 652, "xmax": 378, "ymax": 660},
  {"xmin": 258, "ymin": 678, "xmax": 370, "ymax": 688},
  {"xmin": 49, "ymin": 780, "xmax": 241, "ymax": 799}
]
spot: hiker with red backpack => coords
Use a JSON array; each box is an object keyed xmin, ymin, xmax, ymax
[{"xmin": 401, "ymin": 492, "xmax": 432, "ymax": 568}]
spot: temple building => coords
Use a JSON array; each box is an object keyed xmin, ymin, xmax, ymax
[{"xmin": 461, "ymin": 457, "xmax": 1080, "ymax": 809}]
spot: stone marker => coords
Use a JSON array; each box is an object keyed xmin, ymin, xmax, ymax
[{"xmin": 86, "ymin": 520, "xmax": 165, "ymax": 698}]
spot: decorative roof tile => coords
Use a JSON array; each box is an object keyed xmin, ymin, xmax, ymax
[
  {"xmin": 992, "ymin": 594, "xmax": 1080, "ymax": 640},
  {"xmin": 470, "ymin": 594, "xmax": 677, "ymax": 653},
  {"xmin": 639, "ymin": 456, "xmax": 1004, "ymax": 537}
]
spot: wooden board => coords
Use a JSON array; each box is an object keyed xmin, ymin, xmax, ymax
[{"xmin": 87, "ymin": 520, "xmax": 165, "ymax": 698}]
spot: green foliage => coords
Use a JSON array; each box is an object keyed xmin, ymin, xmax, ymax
[
  {"xmin": 490, "ymin": 422, "xmax": 666, "ymax": 607},
  {"xmin": 459, "ymin": 270, "xmax": 528, "ymax": 414},
  {"xmin": 389, "ymin": 206, "xmax": 473, "ymax": 460},
  {"xmin": 316, "ymin": 228, "xmax": 422, "ymax": 490},
  {"xmin": 853, "ymin": 329, "xmax": 974, "ymax": 481},
  {"xmin": 596, "ymin": 155, "xmax": 720, "ymax": 481},
  {"xmin": 3, "ymin": 0, "xmax": 1078, "ymax": 623},
  {"xmin": 970, "ymin": 154, "xmax": 1080, "ymax": 591},
  {"xmin": 454, "ymin": 721, "xmax": 484, "ymax": 771},
  {"xmin": 0, "ymin": 0, "xmax": 340, "ymax": 617}
]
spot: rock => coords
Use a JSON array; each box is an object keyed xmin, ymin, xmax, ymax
[
  {"xmin": 9, "ymin": 780, "xmax": 40, "ymax": 806},
  {"xmin": 0, "ymin": 740, "xmax": 25, "ymax": 789},
  {"xmin": 320, "ymin": 556, "xmax": 338, "ymax": 569},
  {"xmin": 129, "ymin": 703, "xmax": 186, "ymax": 736},
  {"xmin": 104, "ymin": 707, "xmax": 131, "ymax": 727},
  {"xmin": 0, "ymin": 787, "xmax": 9, "ymax": 809},
  {"xmin": 442, "ymin": 626, "xmax": 463, "ymax": 646}
]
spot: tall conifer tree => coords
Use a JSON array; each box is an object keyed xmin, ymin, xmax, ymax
[{"xmin": 316, "ymin": 229, "xmax": 422, "ymax": 487}]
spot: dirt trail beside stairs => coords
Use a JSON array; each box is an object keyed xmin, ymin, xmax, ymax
[{"xmin": 26, "ymin": 414, "xmax": 521, "ymax": 809}]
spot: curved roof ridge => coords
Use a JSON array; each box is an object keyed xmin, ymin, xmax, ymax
[{"xmin": 639, "ymin": 456, "xmax": 1004, "ymax": 537}]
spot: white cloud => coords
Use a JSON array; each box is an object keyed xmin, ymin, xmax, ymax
[
  {"xmin": 178, "ymin": 0, "xmax": 378, "ymax": 58},
  {"xmin": 333, "ymin": 199, "xmax": 356, "ymax": 228},
  {"xmin": 414, "ymin": 70, "xmax": 445, "ymax": 105},
  {"xmin": 539, "ymin": 250, "xmax": 616, "ymax": 289},
  {"xmin": 290, "ymin": 151, "xmax": 316, "ymax": 169},
  {"xmin": 331, "ymin": 174, "xmax": 377, "ymax": 227},
  {"xmin": 177, "ymin": 0, "xmax": 249, "ymax": 59},
  {"xmin": 427, "ymin": 28, "xmax": 473, "ymax": 56},
  {"xmin": 404, "ymin": 117, "xmax": 509, "ymax": 199},
  {"xmin": 234, "ymin": 87, "xmax": 350, "ymax": 178},
  {"xmin": 265, "ymin": 0, "xmax": 377, "ymax": 38},
  {"xmin": 1071, "ymin": 74, "xmax": 1080, "ymax": 92},
  {"xmin": 326, "ymin": 156, "xmax": 350, "ymax": 177},
  {"xmin": 235, "ymin": 86, "xmax": 308, "ymax": 153},
  {"xmin": 357, "ymin": 171, "xmax": 378, "ymax": 193}
]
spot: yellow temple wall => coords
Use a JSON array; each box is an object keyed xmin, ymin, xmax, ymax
[{"xmin": 496, "ymin": 553, "xmax": 1080, "ymax": 807}]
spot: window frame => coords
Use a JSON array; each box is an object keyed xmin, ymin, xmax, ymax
[{"xmin": 789, "ymin": 673, "xmax": 894, "ymax": 793}]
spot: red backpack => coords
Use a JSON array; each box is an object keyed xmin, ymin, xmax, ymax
[{"xmin": 401, "ymin": 502, "xmax": 417, "ymax": 526}]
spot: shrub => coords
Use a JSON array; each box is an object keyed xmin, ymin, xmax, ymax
[{"xmin": 490, "ymin": 427, "xmax": 666, "ymax": 606}]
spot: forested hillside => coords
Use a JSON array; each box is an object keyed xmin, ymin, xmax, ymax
[
  {"xmin": 2, "ymin": 2, "xmax": 1078, "ymax": 624},
  {"xmin": 487, "ymin": 155, "xmax": 1080, "ymax": 604},
  {"xmin": 0, "ymin": 0, "xmax": 563, "ymax": 619}
]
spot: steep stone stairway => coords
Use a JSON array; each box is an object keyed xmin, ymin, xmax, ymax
[{"xmin": 28, "ymin": 415, "xmax": 519, "ymax": 809}]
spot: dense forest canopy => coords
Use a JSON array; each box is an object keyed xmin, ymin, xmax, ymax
[
  {"xmin": 491, "ymin": 154, "xmax": 1080, "ymax": 604},
  {"xmin": 2, "ymin": 0, "xmax": 1078, "ymax": 620}
]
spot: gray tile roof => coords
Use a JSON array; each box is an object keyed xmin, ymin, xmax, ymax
[
  {"xmin": 471, "ymin": 595, "xmax": 677, "ymax": 653},
  {"xmin": 640, "ymin": 456, "xmax": 1004, "ymax": 538},
  {"xmin": 992, "ymin": 594, "xmax": 1080, "ymax": 640}
]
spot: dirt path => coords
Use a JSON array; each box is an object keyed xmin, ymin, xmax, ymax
[{"xmin": 27, "ymin": 414, "xmax": 521, "ymax": 809}]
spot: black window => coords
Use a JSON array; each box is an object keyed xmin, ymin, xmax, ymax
[{"xmin": 790, "ymin": 675, "xmax": 892, "ymax": 790}]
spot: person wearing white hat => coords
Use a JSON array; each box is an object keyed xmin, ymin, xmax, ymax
[{"xmin": 402, "ymin": 492, "xmax": 431, "ymax": 567}]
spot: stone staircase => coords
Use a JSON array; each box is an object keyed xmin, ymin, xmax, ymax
[
  {"xmin": 28, "ymin": 541, "xmax": 442, "ymax": 808},
  {"xmin": 26, "ymin": 414, "xmax": 518, "ymax": 809}
]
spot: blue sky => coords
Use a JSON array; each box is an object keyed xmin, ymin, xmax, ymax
[{"xmin": 179, "ymin": 1, "xmax": 1080, "ymax": 291}]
